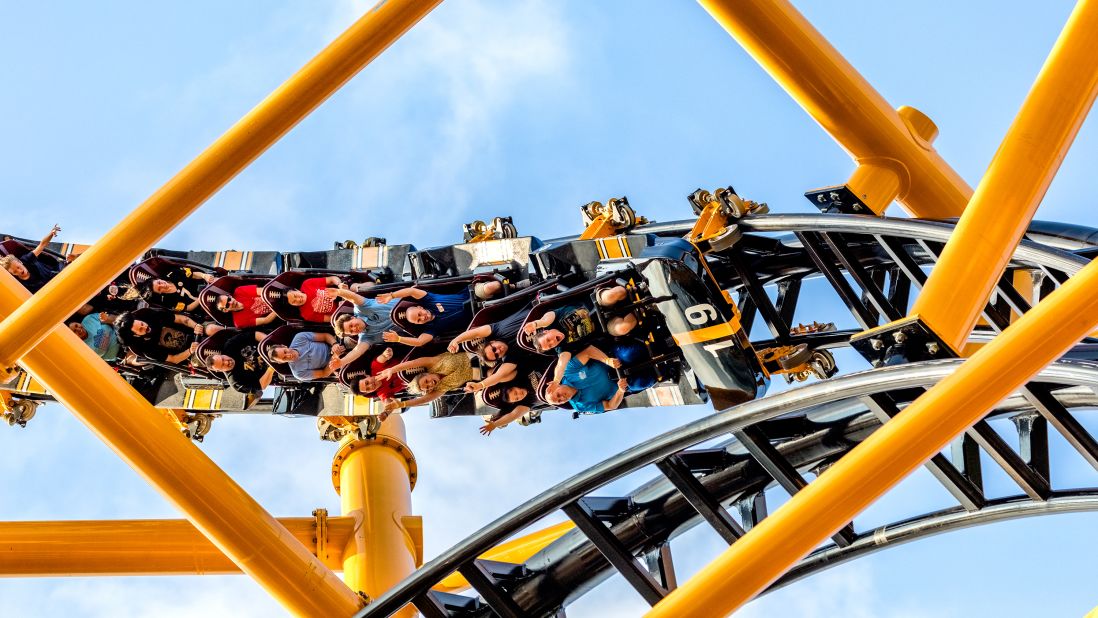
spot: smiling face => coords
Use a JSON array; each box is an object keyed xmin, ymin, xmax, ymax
[
  {"xmin": 286, "ymin": 290, "xmax": 307, "ymax": 306},
  {"xmin": 345, "ymin": 317, "xmax": 366, "ymax": 335},
  {"xmin": 130, "ymin": 319, "xmax": 151, "ymax": 337},
  {"xmin": 270, "ymin": 346, "xmax": 299, "ymax": 363},
  {"xmin": 544, "ymin": 382, "xmax": 577, "ymax": 405},
  {"xmin": 357, "ymin": 375, "xmax": 381, "ymax": 394},
  {"xmin": 535, "ymin": 328, "xmax": 565, "ymax": 351},
  {"xmin": 151, "ymin": 279, "xmax": 176, "ymax": 294},
  {"xmin": 67, "ymin": 322, "xmax": 88, "ymax": 340},
  {"xmin": 505, "ymin": 385, "xmax": 528, "ymax": 404},
  {"xmin": 216, "ymin": 295, "xmax": 243, "ymax": 313},
  {"xmin": 483, "ymin": 340, "xmax": 509, "ymax": 363},
  {"xmin": 209, "ymin": 354, "xmax": 235, "ymax": 372},
  {"xmin": 406, "ymin": 306, "xmax": 433, "ymax": 325},
  {"xmin": 415, "ymin": 373, "xmax": 441, "ymax": 392}
]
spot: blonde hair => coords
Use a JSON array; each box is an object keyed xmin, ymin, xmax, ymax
[{"xmin": 0, "ymin": 255, "xmax": 18, "ymax": 272}]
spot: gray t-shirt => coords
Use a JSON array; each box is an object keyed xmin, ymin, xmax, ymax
[
  {"xmin": 354, "ymin": 298, "xmax": 396, "ymax": 345},
  {"xmin": 288, "ymin": 331, "xmax": 331, "ymax": 380}
]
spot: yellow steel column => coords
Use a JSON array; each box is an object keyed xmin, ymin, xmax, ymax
[
  {"xmin": 0, "ymin": 275, "xmax": 362, "ymax": 617},
  {"xmin": 698, "ymin": 0, "xmax": 972, "ymax": 217},
  {"xmin": 647, "ymin": 232, "xmax": 1098, "ymax": 618},
  {"xmin": 0, "ymin": 517, "xmax": 354, "ymax": 576},
  {"xmin": 0, "ymin": 0, "xmax": 443, "ymax": 370},
  {"xmin": 908, "ymin": 0, "xmax": 1098, "ymax": 352},
  {"xmin": 333, "ymin": 416, "xmax": 419, "ymax": 616}
]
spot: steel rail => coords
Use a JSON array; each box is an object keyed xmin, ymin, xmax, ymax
[{"xmin": 357, "ymin": 359, "xmax": 1098, "ymax": 616}]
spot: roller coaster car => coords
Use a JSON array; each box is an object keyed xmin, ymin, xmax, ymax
[
  {"xmin": 261, "ymin": 270, "xmax": 380, "ymax": 323},
  {"xmin": 193, "ymin": 328, "xmax": 270, "ymax": 408},
  {"xmin": 408, "ymin": 236, "xmax": 540, "ymax": 280},
  {"xmin": 456, "ymin": 276, "xmax": 565, "ymax": 353},
  {"xmin": 532, "ymin": 234, "xmax": 652, "ymax": 279},
  {"xmin": 199, "ymin": 275, "xmax": 279, "ymax": 328},
  {"xmin": 258, "ymin": 323, "xmax": 341, "ymax": 384},
  {"xmin": 282, "ymin": 242, "xmax": 412, "ymax": 275},
  {"xmin": 638, "ymin": 258, "xmax": 767, "ymax": 409},
  {"xmin": 143, "ymin": 247, "xmax": 283, "ymax": 275}
]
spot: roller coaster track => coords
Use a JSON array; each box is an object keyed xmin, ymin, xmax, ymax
[
  {"xmin": 357, "ymin": 359, "xmax": 1098, "ymax": 617},
  {"xmin": 349, "ymin": 213, "xmax": 1098, "ymax": 616}
]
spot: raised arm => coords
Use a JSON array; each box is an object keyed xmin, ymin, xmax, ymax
[
  {"xmin": 447, "ymin": 324, "xmax": 492, "ymax": 353},
  {"xmin": 479, "ymin": 405, "xmax": 531, "ymax": 436},
  {"xmin": 331, "ymin": 340, "xmax": 371, "ymax": 369},
  {"xmin": 258, "ymin": 365, "xmax": 276, "ymax": 391},
  {"xmin": 173, "ymin": 313, "xmax": 199, "ymax": 330},
  {"xmin": 466, "ymin": 362, "xmax": 517, "ymax": 392},
  {"xmin": 552, "ymin": 350, "xmax": 572, "ymax": 383},
  {"xmin": 32, "ymin": 225, "xmax": 60, "ymax": 256},
  {"xmin": 376, "ymin": 287, "xmax": 426, "ymax": 304},
  {"xmin": 384, "ymin": 331, "xmax": 433, "ymax": 347},
  {"xmin": 255, "ymin": 312, "xmax": 279, "ymax": 327},
  {"xmin": 602, "ymin": 378, "xmax": 629, "ymax": 412},
  {"xmin": 378, "ymin": 354, "xmax": 437, "ymax": 380},
  {"xmin": 576, "ymin": 344, "xmax": 621, "ymax": 369},
  {"xmin": 381, "ymin": 388, "xmax": 445, "ymax": 418},
  {"xmin": 331, "ymin": 286, "xmax": 366, "ymax": 305}
]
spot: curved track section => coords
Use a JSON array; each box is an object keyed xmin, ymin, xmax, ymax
[{"xmin": 358, "ymin": 360, "xmax": 1098, "ymax": 617}]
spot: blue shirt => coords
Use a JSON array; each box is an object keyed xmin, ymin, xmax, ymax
[
  {"xmin": 288, "ymin": 331, "xmax": 331, "ymax": 380},
  {"xmin": 561, "ymin": 357, "xmax": 617, "ymax": 414},
  {"xmin": 354, "ymin": 298, "xmax": 396, "ymax": 345},
  {"xmin": 418, "ymin": 291, "xmax": 472, "ymax": 338},
  {"xmin": 82, "ymin": 313, "xmax": 120, "ymax": 361}
]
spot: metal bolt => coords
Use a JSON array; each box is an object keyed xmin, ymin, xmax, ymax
[
  {"xmin": 852, "ymin": 204, "xmax": 862, "ymax": 212},
  {"xmin": 870, "ymin": 338, "xmax": 884, "ymax": 350},
  {"xmin": 892, "ymin": 331, "xmax": 907, "ymax": 344},
  {"xmin": 926, "ymin": 342, "xmax": 940, "ymax": 355}
]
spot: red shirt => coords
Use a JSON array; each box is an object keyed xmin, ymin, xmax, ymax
[
  {"xmin": 299, "ymin": 278, "xmax": 337, "ymax": 323},
  {"xmin": 369, "ymin": 357, "xmax": 404, "ymax": 399},
  {"xmin": 231, "ymin": 285, "xmax": 273, "ymax": 329}
]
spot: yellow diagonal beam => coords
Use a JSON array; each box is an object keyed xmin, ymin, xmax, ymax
[
  {"xmin": 0, "ymin": 273, "xmax": 362, "ymax": 616},
  {"xmin": 0, "ymin": 0, "xmax": 444, "ymax": 370},
  {"xmin": 648, "ymin": 3, "xmax": 1098, "ymax": 615},
  {"xmin": 910, "ymin": 0, "xmax": 1098, "ymax": 352},
  {"xmin": 699, "ymin": 0, "xmax": 972, "ymax": 218}
]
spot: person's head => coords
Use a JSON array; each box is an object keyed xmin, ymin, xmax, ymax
[
  {"xmin": 0, "ymin": 255, "xmax": 29, "ymax": 280},
  {"xmin": 505, "ymin": 385, "xmax": 529, "ymax": 404},
  {"xmin": 286, "ymin": 289, "xmax": 307, "ymax": 306},
  {"xmin": 478, "ymin": 340, "xmax": 509, "ymax": 365},
  {"xmin": 216, "ymin": 294, "xmax": 244, "ymax": 313},
  {"xmin": 268, "ymin": 345, "xmax": 299, "ymax": 363},
  {"xmin": 334, "ymin": 314, "xmax": 365, "ymax": 337},
  {"xmin": 208, "ymin": 354, "xmax": 236, "ymax": 372},
  {"xmin": 534, "ymin": 328, "xmax": 565, "ymax": 352},
  {"xmin": 544, "ymin": 381, "xmax": 577, "ymax": 406},
  {"xmin": 67, "ymin": 321, "xmax": 89, "ymax": 340},
  {"xmin": 404, "ymin": 305, "xmax": 434, "ymax": 325},
  {"xmin": 411, "ymin": 372, "xmax": 441, "ymax": 394},
  {"xmin": 355, "ymin": 374, "xmax": 383, "ymax": 396},
  {"xmin": 130, "ymin": 319, "xmax": 151, "ymax": 337},
  {"xmin": 150, "ymin": 279, "xmax": 177, "ymax": 294}
]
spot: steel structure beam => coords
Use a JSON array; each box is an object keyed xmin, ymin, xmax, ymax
[
  {"xmin": 0, "ymin": 275, "xmax": 363, "ymax": 616},
  {"xmin": 698, "ymin": 0, "xmax": 972, "ymax": 218},
  {"xmin": 909, "ymin": 0, "xmax": 1098, "ymax": 352},
  {"xmin": 0, "ymin": 0, "xmax": 444, "ymax": 371},
  {"xmin": 0, "ymin": 517, "xmax": 354, "ymax": 576}
]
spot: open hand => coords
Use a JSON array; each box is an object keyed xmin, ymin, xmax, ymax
[
  {"xmin": 479, "ymin": 422, "xmax": 497, "ymax": 436},
  {"xmin": 382, "ymin": 330, "xmax": 400, "ymax": 343},
  {"xmin": 376, "ymin": 293, "xmax": 394, "ymax": 304}
]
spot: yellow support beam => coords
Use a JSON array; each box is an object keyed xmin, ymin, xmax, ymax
[
  {"xmin": 909, "ymin": 0, "xmax": 1098, "ymax": 353},
  {"xmin": 647, "ymin": 223, "xmax": 1098, "ymax": 618},
  {"xmin": 0, "ymin": 0, "xmax": 444, "ymax": 371},
  {"xmin": 0, "ymin": 517, "xmax": 355, "ymax": 576},
  {"xmin": 0, "ymin": 274, "xmax": 363, "ymax": 617},
  {"xmin": 334, "ymin": 418, "xmax": 419, "ymax": 615},
  {"xmin": 698, "ymin": 0, "xmax": 972, "ymax": 217}
]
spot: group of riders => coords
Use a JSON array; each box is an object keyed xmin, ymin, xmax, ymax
[{"xmin": 3, "ymin": 225, "xmax": 670, "ymax": 435}]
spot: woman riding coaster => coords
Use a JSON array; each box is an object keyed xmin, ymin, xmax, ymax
[
  {"xmin": 137, "ymin": 263, "xmax": 215, "ymax": 312},
  {"xmin": 266, "ymin": 331, "xmax": 340, "ymax": 381},
  {"xmin": 328, "ymin": 283, "xmax": 399, "ymax": 369},
  {"xmin": 523, "ymin": 284, "xmax": 639, "ymax": 353},
  {"xmin": 348, "ymin": 346, "xmax": 403, "ymax": 400},
  {"xmin": 1, "ymin": 224, "xmax": 63, "ymax": 293},
  {"xmin": 377, "ymin": 279, "xmax": 506, "ymax": 347},
  {"xmin": 215, "ymin": 284, "xmax": 279, "ymax": 328},
  {"xmin": 285, "ymin": 276, "xmax": 375, "ymax": 323},
  {"xmin": 375, "ymin": 351, "xmax": 475, "ymax": 420}
]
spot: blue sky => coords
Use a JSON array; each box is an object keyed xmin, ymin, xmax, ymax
[{"xmin": 1, "ymin": 1, "xmax": 1097, "ymax": 616}]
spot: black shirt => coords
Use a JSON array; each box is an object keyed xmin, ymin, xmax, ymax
[
  {"xmin": 488, "ymin": 305, "xmax": 531, "ymax": 344},
  {"xmin": 127, "ymin": 309, "xmax": 192, "ymax": 362},
  {"xmin": 18, "ymin": 253, "xmax": 60, "ymax": 293},
  {"xmin": 222, "ymin": 331, "xmax": 268, "ymax": 397},
  {"xmin": 143, "ymin": 265, "xmax": 205, "ymax": 311}
]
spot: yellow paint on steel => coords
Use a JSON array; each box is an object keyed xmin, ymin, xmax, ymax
[
  {"xmin": 671, "ymin": 321, "xmax": 741, "ymax": 346},
  {"xmin": 0, "ymin": 0, "xmax": 445, "ymax": 369},
  {"xmin": 434, "ymin": 521, "xmax": 576, "ymax": 593},
  {"xmin": 0, "ymin": 275, "xmax": 363, "ymax": 616},
  {"xmin": 698, "ymin": 0, "xmax": 972, "ymax": 218},
  {"xmin": 0, "ymin": 517, "xmax": 354, "ymax": 576},
  {"xmin": 647, "ymin": 227, "xmax": 1098, "ymax": 618},
  {"xmin": 338, "ymin": 417, "xmax": 418, "ymax": 616},
  {"xmin": 910, "ymin": 0, "xmax": 1098, "ymax": 353}
]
